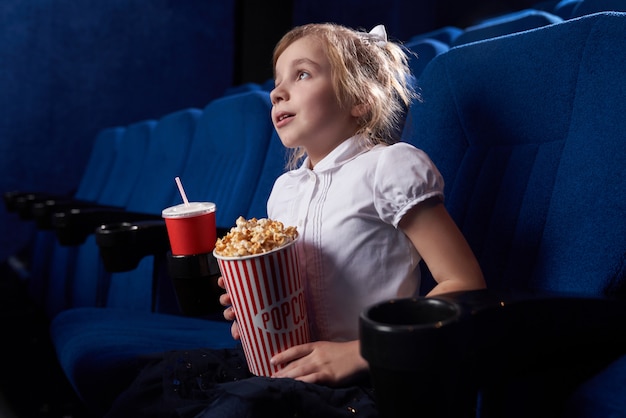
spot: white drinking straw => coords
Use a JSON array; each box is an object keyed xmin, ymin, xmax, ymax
[{"xmin": 175, "ymin": 176, "xmax": 190, "ymax": 206}]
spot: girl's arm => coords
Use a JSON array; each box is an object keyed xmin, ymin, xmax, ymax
[{"xmin": 398, "ymin": 197, "xmax": 486, "ymax": 296}]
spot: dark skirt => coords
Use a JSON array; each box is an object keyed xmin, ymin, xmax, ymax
[{"xmin": 106, "ymin": 345, "xmax": 378, "ymax": 418}]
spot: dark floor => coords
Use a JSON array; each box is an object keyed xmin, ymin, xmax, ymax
[{"xmin": 0, "ymin": 260, "xmax": 95, "ymax": 418}]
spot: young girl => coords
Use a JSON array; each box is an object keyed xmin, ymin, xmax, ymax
[
  {"xmin": 107, "ymin": 23, "xmax": 485, "ymax": 417},
  {"xmin": 220, "ymin": 22, "xmax": 484, "ymax": 388}
]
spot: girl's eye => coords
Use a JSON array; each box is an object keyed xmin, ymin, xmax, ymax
[{"xmin": 297, "ymin": 71, "xmax": 310, "ymax": 81}]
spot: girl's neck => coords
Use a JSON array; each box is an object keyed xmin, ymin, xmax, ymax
[{"xmin": 306, "ymin": 130, "xmax": 359, "ymax": 169}]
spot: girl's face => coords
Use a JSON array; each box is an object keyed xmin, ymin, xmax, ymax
[{"xmin": 271, "ymin": 35, "xmax": 360, "ymax": 167}]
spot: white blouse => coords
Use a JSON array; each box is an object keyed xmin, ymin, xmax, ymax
[{"xmin": 267, "ymin": 135, "xmax": 444, "ymax": 341}]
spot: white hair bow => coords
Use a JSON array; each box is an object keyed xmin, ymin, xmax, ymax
[{"xmin": 369, "ymin": 24, "xmax": 388, "ymax": 47}]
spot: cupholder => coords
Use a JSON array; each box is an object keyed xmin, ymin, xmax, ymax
[
  {"xmin": 363, "ymin": 297, "xmax": 459, "ymax": 329},
  {"xmin": 96, "ymin": 222, "xmax": 138, "ymax": 246},
  {"xmin": 98, "ymin": 222, "xmax": 137, "ymax": 233},
  {"xmin": 360, "ymin": 298, "xmax": 464, "ymax": 418},
  {"xmin": 167, "ymin": 252, "xmax": 222, "ymax": 317}
]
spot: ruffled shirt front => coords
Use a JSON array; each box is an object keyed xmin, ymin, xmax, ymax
[{"xmin": 267, "ymin": 136, "xmax": 444, "ymax": 341}]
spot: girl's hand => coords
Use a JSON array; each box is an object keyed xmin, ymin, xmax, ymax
[
  {"xmin": 270, "ymin": 340, "xmax": 368, "ymax": 386},
  {"xmin": 217, "ymin": 276, "xmax": 240, "ymax": 340}
]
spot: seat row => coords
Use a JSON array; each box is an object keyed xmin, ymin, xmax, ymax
[
  {"xmin": 5, "ymin": 90, "xmax": 286, "ymax": 320},
  {"xmin": 224, "ymin": 0, "xmax": 626, "ymax": 100},
  {"xmin": 4, "ymin": 6, "xmax": 626, "ymax": 417},
  {"xmin": 4, "ymin": 89, "xmax": 288, "ymax": 413}
]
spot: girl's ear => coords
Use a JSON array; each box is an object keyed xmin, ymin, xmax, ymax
[{"xmin": 351, "ymin": 102, "xmax": 369, "ymax": 118}]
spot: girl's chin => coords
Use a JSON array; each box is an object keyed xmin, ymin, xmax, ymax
[{"xmin": 277, "ymin": 136, "xmax": 301, "ymax": 150}]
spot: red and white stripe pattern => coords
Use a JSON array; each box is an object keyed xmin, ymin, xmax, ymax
[{"xmin": 216, "ymin": 240, "xmax": 310, "ymax": 376}]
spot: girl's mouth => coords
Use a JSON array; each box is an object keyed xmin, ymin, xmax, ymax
[{"xmin": 275, "ymin": 112, "xmax": 294, "ymax": 127}]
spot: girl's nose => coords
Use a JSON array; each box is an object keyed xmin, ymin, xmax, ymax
[{"xmin": 270, "ymin": 85, "xmax": 286, "ymax": 105}]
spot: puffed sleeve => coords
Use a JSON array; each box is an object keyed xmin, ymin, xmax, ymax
[{"xmin": 373, "ymin": 143, "xmax": 445, "ymax": 228}]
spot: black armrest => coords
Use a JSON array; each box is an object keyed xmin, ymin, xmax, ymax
[
  {"xmin": 95, "ymin": 220, "xmax": 170, "ymax": 272},
  {"xmin": 96, "ymin": 224, "xmax": 230, "ymax": 317},
  {"xmin": 3, "ymin": 190, "xmax": 32, "ymax": 212},
  {"xmin": 52, "ymin": 207, "xmax": 161, "ymax": 246},
  {"xmin": 96, "ymin": 222, "xmax": 230, "ymax": 273},
  {"xmin": 360, "ymin": 289, "xmax": 626, "ymax": 418},
  {"xmin": 167, "ymin": 251, "xmax": 224, "ymax": 316},
  {"xmin": 4, "ymin": 191, "xmax": 74, "ymax": 219},
  {"xmin": 31, "ymin": 199, "xmax": 122, "ymax": 229}
]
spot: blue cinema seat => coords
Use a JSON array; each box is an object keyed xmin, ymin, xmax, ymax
[
  {"xmin": 404, "ymin": 38, "xmax": 450, "ymax": 81},
  {"xmin": 9, "ymin": 126, "xmax": 127, "ymax": 307},
  {"xmin": 41, "ymin": 120, "xmax": 156, "ymax": 318},
  {"xmin": 50, "ymin": 91, "xmax": 281, "ymax": 415},
  {"xmin": 245, "ymin": 130, "xmax": 288, "ymax": 219},
  {"xmin": 396, "ymin": 11, "xmax": 626, "ymax": 417},
  {"xmin": 45, "ymin": 108, "xmax": 202, "ymax": 320},
  {"xmin": 407, "ymin": 25, "xmax": 463, "ymax": 45},
  {"xmin": 451, "ymin": 9, "xmax": 563, "ymax": 47}
]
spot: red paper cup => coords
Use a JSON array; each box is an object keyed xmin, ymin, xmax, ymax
[
  {"xmin": 214, "ymin": 237, "xmax": 310, "ymax": 376},
  {"xmin": 162, "ymin": 202, "xmax": 216, "ymax": 255}
]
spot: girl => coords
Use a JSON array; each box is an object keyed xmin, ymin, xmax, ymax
[
  {"xmin": 107, "ymin": 23, "xmax": 485, "ymax": 417},
  {"xmin": 220, "ymin": 22, "xmax": 485, "ymax": 388}
]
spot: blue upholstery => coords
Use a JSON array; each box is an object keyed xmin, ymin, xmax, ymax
[
  {"xmin": 26, "ymin": 127, "xmax": 126, "ymax": 308},
  {"xmin": 404, "ymin": 38, "xmax": 450, "ymax": 81},
  {"xmin": 403, "ymin": 11, "xmax": 626, "ymax": 416},
  {"xmin": 451, "ymin": 9, "xmax": 563, "ymax": 47},
  {"xmin": 97, "ymin": 108, "xmax": 202, "ymax": 313},
  {"xmin": 246, "ymin": 130, "xmax": 288, "ymax": 219},
  {"xmin": 51, "ymin": 308, "xmax": 234, "ymax": 416},
  {"xmin": 552, "ymin": 0, "xmax": 584, "ymax": 17},
  {"xmin": 570, "ymin": 0, "xmax": 626, "ymax": 17},
  {"xmin": 408, "ymin": 26, "xmax": 463, "ymax": 45},
  {"xmin": 96, "ymin": 121, "xmax": 157, "ymax": 207},
  {"xmin": 46, "ymin": 109, "xmax": 198, "ymax": 319},
  {"xmin": 174, "ymin": 90, "xmax": 274, "ymax": 229},
  {"xmin": 222, "ymin": 82, "xmax": 263, "ymax": 97},
  {"xmin": 73, "ymin": 127, "xmax": 126, "ymax": 202},
  {"xmin": 50, "ymin": 91, "xmax": 278, "ymax": 415},
  {"xmin": 64, "ymin": 121, "xmax": 156, "ymax": 312}
]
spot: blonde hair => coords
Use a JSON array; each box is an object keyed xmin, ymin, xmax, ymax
[{"xmin": 273, "ymin": 23, "xmax": 418, "ymax": 169}]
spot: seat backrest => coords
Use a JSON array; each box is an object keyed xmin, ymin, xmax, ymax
[
  {"xmin": 408, "ymin": 26, "xmax": 463, "ymax": 45},
  {"xmin": 174, "ymin": 90, "xmax": 274, "ymax": 228},
  {"xmin": 97, "ymin": 120, "xmax": 156, "ymax": 207},
  {"xmin": 404, "ymin": 38, "xmax": 450, "ymax": 81},
  {"xmin": 74, "ymin": 126, "xmax": 125, "ymax": 202},
  {"xmin": 451, "ymin": 9, "xmax": 563, "ymax": 47},
  {"xmin": 43, "ymin": 120, "xmax": 158, "ymax": 318},
  {"xmin": 28, "ymin": 126, "xmax": 125, "ymax": 308},
  {"xmin": 246, "ymin": 130, "xmax": 289, "ymax": 219},
  {"xmin": 104, "ymin": 92, "xmax": 274, "ymax": 312},
  {"xmin": 552, "ymin": 0, "xmax": 584, "ymax": 18},
  {"xmin": 403, "ymin": 12, "xmax": 626, "ymax": 297},
  {"xmin": 63, "ymin": 109, "xmax": 201, "ymax": 315},
  {"xmin": 570, "ymin": 0, "xmax": 626, "ymax": 17},
  {"xmin": 123, "ymin": 108, "xmax": 202, "ymax": 214}
]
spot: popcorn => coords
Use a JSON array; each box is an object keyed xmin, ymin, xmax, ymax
[{"xmin": 214, "ymin": 216, "xmax": 298, "ymax": 257}]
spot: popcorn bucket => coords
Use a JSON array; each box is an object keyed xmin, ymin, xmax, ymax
[{"xmin": 214, "ymin": 237, "xmax": 310, "ymax": 376}]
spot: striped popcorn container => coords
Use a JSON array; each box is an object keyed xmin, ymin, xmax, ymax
[{"xmin": 214, "ymin": 238, "xmax": 310, "ymax": 376}]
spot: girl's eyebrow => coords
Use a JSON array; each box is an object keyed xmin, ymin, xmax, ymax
[{"xmin": 291, "ymin": 57, "xmax": 320, "ymax": 69}]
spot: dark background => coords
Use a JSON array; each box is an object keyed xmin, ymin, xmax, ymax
[{"xmin": 0, "ymin": 0, "xmax": 536, "ymax": 263}]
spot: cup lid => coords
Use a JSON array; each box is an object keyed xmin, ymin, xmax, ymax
[{"xmin": 162, "ymin": 202, "xmax": 216, "ymax": 218}]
